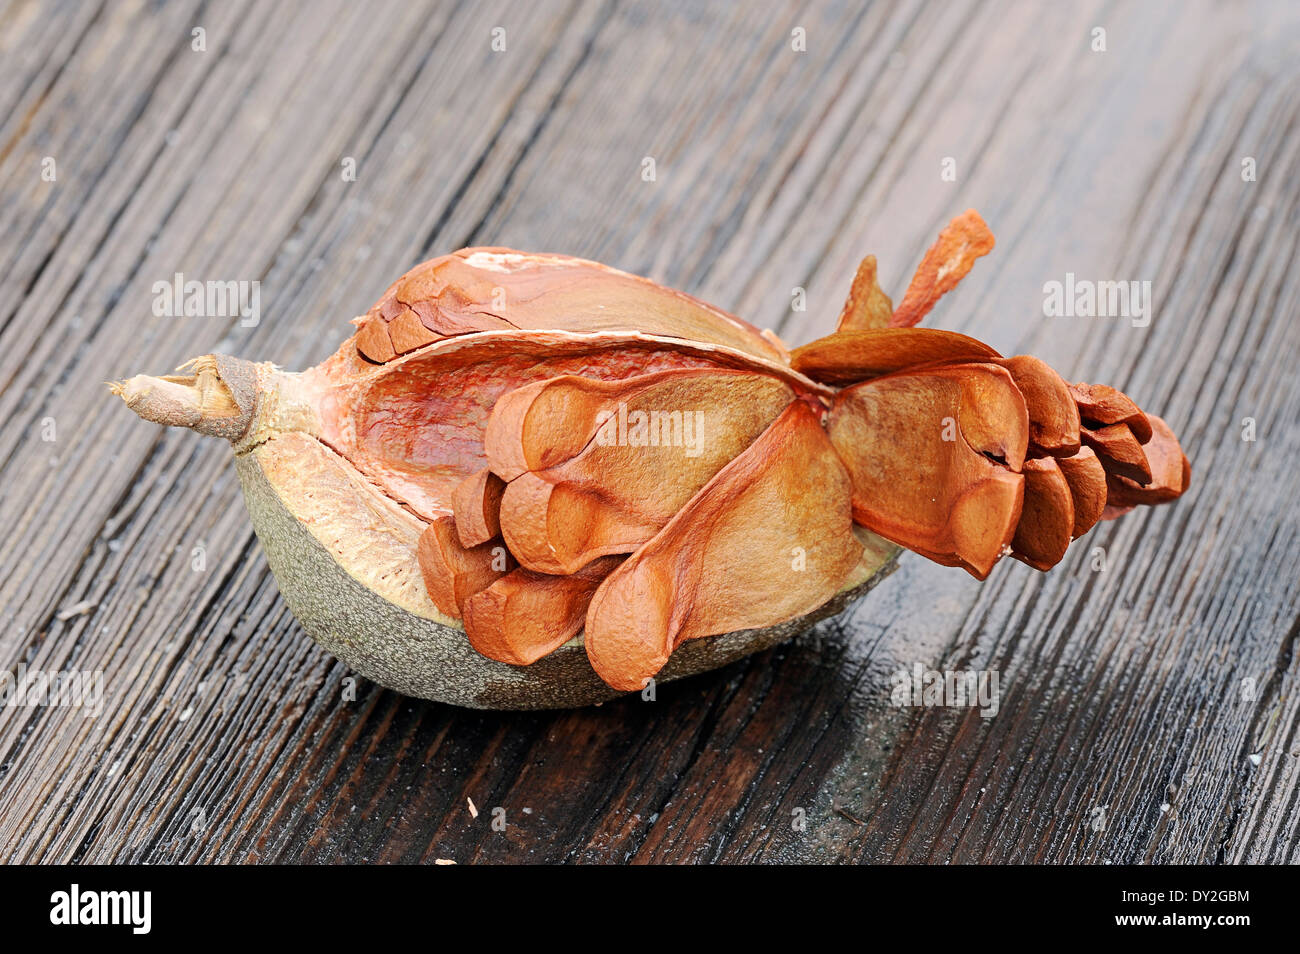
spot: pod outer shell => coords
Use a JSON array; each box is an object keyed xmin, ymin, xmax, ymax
[{"xmin": 234, "ymin": 452, "xmax": 900, "ymax": 710}]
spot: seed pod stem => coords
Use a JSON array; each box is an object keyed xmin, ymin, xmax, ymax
[{"xmin": 112, "ymin": 353, "xmax": 319, "ymax": 450}]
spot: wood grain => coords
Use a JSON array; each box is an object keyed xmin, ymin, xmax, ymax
[{"xmin": 0, "ymin": 0, "xmax": 1296, "ymax": 864}]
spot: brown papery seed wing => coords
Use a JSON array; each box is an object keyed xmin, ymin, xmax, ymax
[
  {"xmin": 790, "ymin": 327, "xmax": 1000, "ymax": 387},
  {"xmin": 416, "ymin": 516, "xmax": 514, "ymax": 619},
  {"xmin": 451, "ymin": 467, "xmax": 506, "ymax": 548},
  {"xmin": 462, "ymin": 556, "xmax": 623, "ymax": 666},
  {"xmin": 827, "ymin": 363, "xmax": 1028, "ymax": 578},
  {"xmin": 1104, "ymin": 414, "xmax": 1191, "ymax": 507},
  {"xmin": 351, "ymin": 248, "xmax": 787, "ymax": 364},
  {"xmin": 483, "ymin": 375, "xmax": 603, "ymax": 481},
  {"xmin": 1070, "ymin": 382, "xmax": 1154, "ymax": 443},
  {"xmin": 1055, "ymin": 446, "xmax": 1108, "ymax": 538},
  {"xmin": 836, "ymin": 255, "xmax": 894, "ymax": 332},
  {"xmin": 496, "ymin": 370, "xmax": 797, "ymax": 574},
  {"xmin": 483, "ymin": 368, "xmax": 788, "ymax": 482},
  {"xmin": 583, "ymin": 401, "xmax": 862, "ymax": 692},
  {"xmin": 312, "ymin": 330, "xmax": 823, "ymax": 523},
  {"xmin": 1080, "ymin": 422, "xmax": 1152, "ymax": 484},
  {"xmin": 998, "ymin": 355, "xmax": 1081, "ymax": 457},
  {"xmin": 1011, "ymin": 457, "xmax": 1075, "ymax": 570},
  {"xmin": 890, "ymin": 209, "xmax": 995, "ymax": 328}
]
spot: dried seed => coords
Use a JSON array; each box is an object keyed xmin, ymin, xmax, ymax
[
  {"xmin": 463, "ymin": 557, "xmax": 622, "ymax": 666},
  {"xmin": 416, "ymin": 516, "xmax": 514, "ymax": 619},
  {"xmin": 1104, "ymin": 414, "xmax": 1191, "ymax": 506},
  {"xmin": 584, "ymin": 401, "xmax": 862, "ymax": 691},
  {"xmin": 998, "ymin": 355, "xmax": 1081, "ymax": 457},
  {"xmin": 493, "ymin": 369, "xmax": 796, "ymax": 574},
  {"xmin": 836, "ymin": 254, "xmax": 894, "ymax": 331},
  {"xmin": 1080, "ymin": 422, "xmax": 1152, "ymax": 485},
  {"xmin": 1054, "ymin": 446, "xmax": 1108, "ymax": 538},
  {"xmin": 452, "ymin": 468, "xmax": 506, "ymax": 548},
  {"xmin": 790, "ymin": 327, "xmax": 999, "ymax": 386},
  {"xmin": 1011, "ymin": 458, "xmax": 1075, "ymax": 570},
  {"xmin": 891, "ymin": 209, "xmax": 995, "ymax": 328},
  {"xmin": 827, "ymin": 363, "xmax": 1028, "ymax": 578},
  {"xmin": 1070, "ymin": 382, "xmax": 1154, "ymax": 443}
]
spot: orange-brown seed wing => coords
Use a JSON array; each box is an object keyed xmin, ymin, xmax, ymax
[
  {"xmin": 1070, "ymin": 382, "xmax": 1154, "ymax": 443},
  {"xmin": 1055, "ymin": 446, "xmax": 1107, "ymax": 538},
  {"xmin": 1104, "ymin": 414, "xmax": 1191, "ymax": 507},
  {"xmin": 999, "ymin": 355, "xmax": 1081, "ymax": 457},
  {"xmin": 319, "ymin": 330, "xmax": 819, "ymax": 522},
  {"xmin": 462, "ymin": 556, "xmax": 623, "ymax": 666},
  {"xmin": 891, "ymin": 209, "xmax": 995, "ymax": 328},
  {"xmin": 1011, "ymin": 457, "xmax": 1075, "ymax": 570},
  {"xmin": 826, "ymin": 362, "xmax": 1028, "ymax": 579},
  {"xmin": 484, "ymin": 375, "xmax": 615, "ymax": 481},
  {"xmin": 416, "ymin": 515, "xmax": 514, "ymax": 619},
  {"xmin": 836, "ymin": 255, "xmax": 895, "ymax": 332},
  {"xmin": 583, "ymin": 401, "xmax": 862, "ymax": 691},
  {"xmin": 496, "ymin": 370, "xmax": 796, "ymax": 574},
  {"xmin": 451, "ymin": 467, "xmax": 506, "ymax": 548},
  {"xmin": 1081, "ymin": 423, "xmax": 1152, "ymax": 484},
  {"xmin": 790, "ymin": 327, "xmax": 1000, "ymax": 386}
]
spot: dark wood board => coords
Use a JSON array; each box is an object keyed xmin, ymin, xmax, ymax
[{"xmin": 0, "ymin": 0, "xmax": 1297, "ymax": 864}]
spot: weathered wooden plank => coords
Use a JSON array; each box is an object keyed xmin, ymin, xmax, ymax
[{"xmin": 0, "ymin": 0, "xmax": 1296, "ymax": 865}]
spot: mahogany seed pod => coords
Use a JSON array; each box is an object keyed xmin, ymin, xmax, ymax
[
  {"xmin": 113, "ymin": 252, "xmax": 898, "ymax": 709},
  {"xmin": 113, "ymin": 218, "xmax": 1189, "ymax": 705}
]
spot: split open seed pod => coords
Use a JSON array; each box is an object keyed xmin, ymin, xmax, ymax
[
  {"xmin": 114, "ymin": 251, "xmax": 898, "ymax": 709},
  {"xmin": 114, "ymin": 218, "xmax": 1190, "ymax": 709}
]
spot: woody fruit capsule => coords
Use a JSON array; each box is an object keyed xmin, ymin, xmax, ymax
[{"xmin": 114, "ymin": 212, "xmax": 1189, "ymax": 708}]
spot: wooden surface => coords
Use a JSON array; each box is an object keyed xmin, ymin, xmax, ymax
[{"xmin": 1, "ymin": 0, "xmax": 1298, "ymax": 864}]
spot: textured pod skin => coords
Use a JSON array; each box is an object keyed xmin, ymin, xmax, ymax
[{"xmin": 236, "ymin": 445, "xmax": 898, "ymax": 709}]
